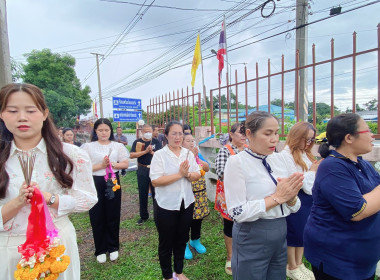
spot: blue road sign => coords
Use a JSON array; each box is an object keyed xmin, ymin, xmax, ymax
[
  {"xmin": 113, "ymin": 97, "xmax": 142, "ymax": 110},
  {"xmin": 113, "ymin": 110, "xmax": 142, "ymax": 122}
]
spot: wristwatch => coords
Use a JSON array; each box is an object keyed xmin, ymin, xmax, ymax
[
  {"xmin": 48, "ymin": 194, "xmax": 56, "ymax": 206},
  {"xmin": 111, "ymin": 162, "xmax": 116, "ymax": 169}
]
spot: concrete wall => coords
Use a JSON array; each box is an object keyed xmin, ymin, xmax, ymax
[{"xmin": 195, "ymin": 126, "xmax": 380, "ymax": 202}]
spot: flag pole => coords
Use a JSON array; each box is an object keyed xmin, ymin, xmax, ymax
[
  {"xmin": 224, "ymin": 15, "xmax": 229, "ymax": 88},
  {"xmin": 199, "ymin": 31, "xmax": 207, "ymax": 110}
]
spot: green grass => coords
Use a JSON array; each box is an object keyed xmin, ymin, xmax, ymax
[{"xmin": 70, "ymin": 171, "xmax": 322, "ymax": 280}]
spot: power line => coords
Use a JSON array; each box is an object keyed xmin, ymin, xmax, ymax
[
  {"xmin": 82, "ymin": 0, "xmax": 155, "ymax": 86},
  {"xmin": 99, "ymin": 0, "xmax": 272, "ymax": 12},
  {"xmin": 102, "ymin": 0, "xmax": 379, "ymax": 99}
]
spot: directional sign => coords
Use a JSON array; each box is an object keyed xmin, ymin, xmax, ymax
[
  {"xmin": 113, "ymin": 110, "xmax": 142, "ymax": 122},
  {"xmin": 113, "ymin": 97, "xmax": 142, "ymax": 110}
]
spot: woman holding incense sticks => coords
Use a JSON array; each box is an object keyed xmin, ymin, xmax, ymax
[
  {"xmin": 150, "ymin": 121, "xmax": 201, "ymax": 280},
  {"xmin": 81, "ymin": 118, "xmax": 129, "ymax": 264},
  {"xmin": 0, "ymin": 83, "xmax": 98, "ymax": 280}
]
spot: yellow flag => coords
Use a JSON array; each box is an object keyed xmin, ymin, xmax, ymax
[{"xmin": 191, "ymin": 34, "xmax": 202, "ymax": 87}]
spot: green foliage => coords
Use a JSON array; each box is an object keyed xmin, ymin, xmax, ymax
[
  {"xmin": 368, "ymin": 122, "xmax": 378, "ymax": 134},
  {"xmin": 316, "ymin": 121, "xmax": 377, "ymax": 135},
  {"xmin": 22, "ymin": 49, "xmax": 92, "ymax": 127},
  {"xmin": 364, "ymin": 99, "xmax": 378, "ymax": 111},
  {"xmin": 71, "ymin": 170, "xmax": 316, "ymax": 280},
  {"xmin": 11, "ymin": 57, "xmax": 23, "ymax": 82}
]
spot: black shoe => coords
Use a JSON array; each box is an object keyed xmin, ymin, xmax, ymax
[
  {"xmin": 121, "ymin": 169, "xmax": 127, "ymax": 176},
  {"xmin": 136, "ymin": 218, "xmax": 147, "ymax": 225}
]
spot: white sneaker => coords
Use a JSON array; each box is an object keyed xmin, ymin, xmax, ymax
[
  {"xmin": 299, "ymin": 263, "xmax": 315, "ymax": 280},
  {"xmin": 110, "ymin": 251, "xmax": 119, "ymax": 261},
  {"xmin": 96, "ymin": 254, "xmax": 106, "ymax": 263},
  {"xmin": 287, "ymin": 266, "xmax": 310, "ymax": 280}
]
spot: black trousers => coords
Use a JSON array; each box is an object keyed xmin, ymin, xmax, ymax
[
  {"xmin": 154, "ymin": 199, "xmax": 194, "ymax": 279},
  {"xmin": 137, "ymin": 166, "xmax": 155, "ymax": 220},
  {"xmin": 224, "ymin": 218, "xmax": 234, "ymax": 238},
  {"xmin": 312, "ymin": 264, "xmax": 375, "ymax": 280},
  {"xmin": 190, "ymin": 218, "xmax": 203, "ymax": 240},
  {"xmin": 89, "ymin": 174, "xmax": 121, "ymax": 256}
]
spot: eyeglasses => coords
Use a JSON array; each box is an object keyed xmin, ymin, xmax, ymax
[
  {"xmin": 357, "ymin": 129, "xmax": 372, "ymax": 134},
  {"xmin": 306, "ymin": 138, "xmax": 315, "ymax": 144}
]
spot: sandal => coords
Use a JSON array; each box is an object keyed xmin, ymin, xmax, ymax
[{"xmin": 225, "ymin": 260, "xmax": 232, "ymax": 275}]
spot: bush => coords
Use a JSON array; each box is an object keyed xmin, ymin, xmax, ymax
[{"xmin": 368, "ymin": 122, "xmax": 378, "ymax": 134}]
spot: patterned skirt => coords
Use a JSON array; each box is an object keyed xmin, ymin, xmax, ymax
[{"xmin": 192, "ymin": 176, "xmax": 210, "ymax": 220}]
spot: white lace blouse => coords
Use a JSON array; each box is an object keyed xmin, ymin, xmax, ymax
[
  {"xmin": 81, "ymin": 141, "xmax": 130, "ymax": 176},
  {"xmin": 0, "ymin": 139, "xmax": 98, "ymax": 233}
]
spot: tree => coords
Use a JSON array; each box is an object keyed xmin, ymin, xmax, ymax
[
  {"xmin": 364, "ymin": 99, "xmax": 378, "ymax": 111},
  {"xmin": 345, "ymin": 104, "xmax": 365, "ymax": 113},
  {"xmin": 11, "ymin": 57, "xmax": 23, "ymax": 82},
  {"xmin": 22, "ymin": 49, "xmax": 92, "ymax": 127}
]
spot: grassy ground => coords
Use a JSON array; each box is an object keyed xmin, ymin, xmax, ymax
[
  {"xmin": 69, "ymin": 171, "xmax": 324, "ymax": 280},
  {"xmin": 70, "ymin": 171, "xmax": 234, "ymax": 280}
]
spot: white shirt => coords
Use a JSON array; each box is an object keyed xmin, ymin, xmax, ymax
[
  {"xmin": 279, "ymin": 146, "xmax": 315, "ymax": 195},
  {"xmin": 224, "ymin": 149, "xmax": 300, "ymax": 223},
  {"xmin": 150, "ymin": 145, "xmax": 200, "ymax": 210},
  {"xmin": 81, "ymin": 141, "xmax": 129, "ymax": 176},
  {"xmin": 0, "ymin": 139, "xmax": 98, "ymax": 233}
]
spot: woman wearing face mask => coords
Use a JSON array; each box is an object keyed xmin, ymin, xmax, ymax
[
  {"xmin": 81, "ymin": 118, "xmax": 129, "ymax": 264},
  {"xmin": 130, "ymin": 124, "xmax": 162, "ymax": 225},
  {"xmin": 223, "ymin": 111, "xmax": 304, "ymax": 280}
]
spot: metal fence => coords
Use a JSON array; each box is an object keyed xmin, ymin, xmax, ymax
[{"xmin": 147, "ymin": 25, "xmax": 380, "ymax": 138}]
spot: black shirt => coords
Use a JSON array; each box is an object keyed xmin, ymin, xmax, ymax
[{"xmin": 131, "ymin": 138, "xmax": 162, "ymax": 165}]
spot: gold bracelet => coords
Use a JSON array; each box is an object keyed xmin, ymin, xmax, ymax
[
  {"xmin": 287, "ymin": 196, "xmax": 298, "ymax": 206},
  {"xmin": 270, "ymin": 195, "xmax": 281, "ymax": 205}
]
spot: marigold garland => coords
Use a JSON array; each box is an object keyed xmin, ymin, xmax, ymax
[{"xmin": 14, "ymin": 243, "xmax": 70, "ymax": 280}]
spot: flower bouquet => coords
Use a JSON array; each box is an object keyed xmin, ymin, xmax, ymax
[
  {"xmin": 104, "ymin": 161, "xmax": 120, "ymax": 200},
  {"xmin": 14, "ymin": 151, "xmax": 70, "ymax": 280}
]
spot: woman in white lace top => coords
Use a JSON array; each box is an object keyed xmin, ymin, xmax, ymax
[{"xmin": 0, "ymin": 83, "xmax": 98, "ymax": 280}]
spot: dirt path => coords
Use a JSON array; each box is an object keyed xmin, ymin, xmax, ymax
[{"xmin": 75, "ymin": 175, "xmax": 150, "ymax": 260}]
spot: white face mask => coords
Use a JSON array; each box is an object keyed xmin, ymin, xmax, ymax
[{"xmin": 143, "ymin": 132, "xmax": 152, "ymax": 140}]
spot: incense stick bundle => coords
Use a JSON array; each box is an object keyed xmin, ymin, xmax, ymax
[{"xmin": 17, "ymin": 151, "xmax": 37, "ymax": 186}]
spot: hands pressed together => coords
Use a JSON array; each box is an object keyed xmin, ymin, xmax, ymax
[
  {"xmin": 145, "ymin": 145, "xmax": 154, "ymax": 154},
  {"xmin": 274, "ymin": 173, "xmax": 304, "ymax": 205},
  {"xmin": 179, "ymin": 160, "xmax": 190, "ymax": 178},
  {"xmin": 18, "ymin": 181, "xmax": 55, "ymax": 206}
]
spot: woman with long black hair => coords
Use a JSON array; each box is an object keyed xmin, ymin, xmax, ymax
[
  {"xmin": 0, "ymin": 83, "xmax": 98, "ymax": 279},
  {"xmin": 81, "ymin": 118, "xmax": 129, "ymax": 263}
]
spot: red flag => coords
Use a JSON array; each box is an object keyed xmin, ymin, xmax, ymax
[{"xmin": 217, "ymin": 22, "xmax": 226, "ymax": 85}]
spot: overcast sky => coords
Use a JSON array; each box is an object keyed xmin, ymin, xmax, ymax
[{"xmin": 6, "ymin": 0, "xmax": 380, "ymax": 118}]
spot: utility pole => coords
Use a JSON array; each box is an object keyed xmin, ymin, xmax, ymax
[
  {"xmin": 91, "ymin": 53, "xmax": 104, "ymax": 118},
  {"xmin": 0, "ymin": 0, "xmax": 12, "ymax": 88},
  {"xmin": 295, "ymin": 0, "xmax": 309, "ymax": 121}
]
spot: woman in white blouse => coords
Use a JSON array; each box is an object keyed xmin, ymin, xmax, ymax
[
  {"xmin": 224, "ymin": 111, "xmax": 304, "ymax": 280},
  {"xmin": 0, "ymin": 83, "xmax": 98, "ymax": 280},
  {"xmin": 281, "ymin": 122, "xmax": 320, "ymax": 280},
  {"xmin": 150, "ymin": 121, "xmax": 201, "ymax": 280},
  {"xmin": 81, "ymin": 118, "xmax": 129, "ymax": 264}
]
